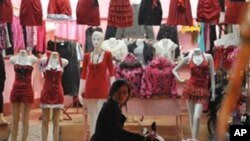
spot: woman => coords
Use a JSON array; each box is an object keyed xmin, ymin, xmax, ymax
[{"xmin": 91, "ymin": 79, "xmax": 150, "ymax": 141}]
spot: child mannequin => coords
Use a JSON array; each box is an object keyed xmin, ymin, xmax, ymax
[
  {"xmin": 39, "ymin": 51, "xmax": 68, "ymax": 141},
  {"xmin": 78, "ymin": 31, "xmax": 115, "ymax": 138},
  {"xmin": 9, "ymin": 49, "xmax": 37, "ymax": 141},
  {"xmin": 172, "ymin": 48, "xmax": 215, "ymax": 141}
]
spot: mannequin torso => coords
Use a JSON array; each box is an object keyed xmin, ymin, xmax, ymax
[{"xmin": 10, "ymin": 50, "xmax": 37, "ymax": 66}]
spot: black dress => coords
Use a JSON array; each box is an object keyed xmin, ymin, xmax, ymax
[
  {"xmin": 91, "ymin": 99, "xmax": 145, "ymax": 141},
  {"xmin": 138, "ymin": 0, "xmax": 162, "ymax": 25}
]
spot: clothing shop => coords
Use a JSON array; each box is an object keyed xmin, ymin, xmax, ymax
[{"xmin": 0, "ymin": 0, "xmax": 249, "ymax": 141}]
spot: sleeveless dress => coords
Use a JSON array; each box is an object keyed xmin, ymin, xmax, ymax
[
  {"xmin": 10, "ymin": 64, "xmax": 34, "ymax": 103},
  {"xmin": 40, "ymin": 57, "xmax": 64, "ymax": 108},
  {"xmin": 47, "ymin": 0, "xmax": 72, "ymax": 20},
  {"xmin": 20, "ymin": 0, "xmax": 43, "ymax": 26},
  {"xmin": 182, "ymin": 54, "xmax": 210, "ymax": 104},
  {"xmin": 0, "ymin": 0, "xmax": 13, "ymax": 23}
]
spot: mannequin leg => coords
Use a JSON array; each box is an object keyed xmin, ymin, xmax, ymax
[
  {"xmin": 21, "ymin": 103, "xmax": 31, "ymax": 141},
  {"xmin": 85, "ymin": 99, "xmax": 106, "ymax": 137},
  {"xmin": 192, "ymin": 103, "xmax": 203, "ymax": 139},
  {"xmin": 0, "ymin": 92, "xmax": 8, "ymax": 124},
  {"xmin": 11, "ymin": 102, "xmax": 21, "ymax": 141},
  {"xmin": 42, "ymin": 108, "xmax": 50, "ymax": 141},
  {"xmin": 52, "ymin": 108, "xmax": 61, "ymax": 141},
  {"xmin": 186, "ymin": 100, "xmax": 195, "ymax": 135}
]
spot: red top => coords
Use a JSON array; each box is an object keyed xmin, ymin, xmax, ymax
[
  {"xmin": 0, "ymin": 0, "xmax": 13, "ymax": 23},
  {"xmin": 20, "ymin": 0, "xmax": 43, "ymax": 26},
  {"xmin": 48, "ymin": 0, "xmax": 71, "ymax": 16},
  {"xmin": 81, "ymin": 51, "xmax": 114, "ymax": 99}
]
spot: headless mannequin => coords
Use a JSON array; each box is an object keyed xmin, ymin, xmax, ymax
[
  {"xmin": 172, "ymin": 48, "xmax": 215, "ymax": 140},
  {"xmin": 10, "ymin": 49, "xmax": 37, "ymax": 141},
  {"xmin": 40, "ymin": 52, "xmax": 68, "ymax": 141},
  {"xmin": 78, "ymin": 31, "xmax": 115, "ymax": 138}
]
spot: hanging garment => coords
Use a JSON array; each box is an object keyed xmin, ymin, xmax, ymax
[
  {"xmin": 107, "ymin": 0, "xmax": 133, "ymax": 27},
  {"xmin": 40, "ymin": 57, "xmax": 64, "ymax": 108},
  {"xmin": 47, "ymin": 41, "xmax": 80, "ymax": 96},
  {"xmin": 12, "ymin": 16, "xmax": 25, "ymax": 50},
  {"xmin": 84, "ymin": 26, "xmax": 102, "ymax": 53},
  {"xmin": 5, "ymin": 22, "xmax": 14, "ymax": 55},
  {"xmin": 10, "ymin": 64, "xmax": 34, "ymax": 103},
  {"xmin": 36, "ymin": 21, "xmax": 46, "ymax": 53},
  {"xmin": 140, "ymin": 57, "xmax": 177, "ymax": 98},
  {"xmin": 0, "ymin": 23, "xmax": 6, "ymax": 51},
  {"xmin": 20, "ymin": 0, "xmax": 43, "ymax": 26},
  {"xmin": 0, "ymin": 0, "xmax": 13, "ymax": 23},
  {"xmin": 0, "ymin": 53, "xmax": 5, "ymax": 93},
  {"xmin": 47, "ymin": 0, "xmax": 72, "ymax": 20},
  {"xmin": 76, "ymin": 0, "xmax": 100, "ymax": 26},
  {"xmin": 225, "ymin": 1, "xmax": 247, "ymax": 24},
  {"xmin": 182, "ymin": 54, "xmax": 210, "ymax": 104},
  {"xmin": 167, "ymin": 0, "xmax": 193, "ymax": 26},
  {"xmin": 81, "ymin": 51, "xmax": 115, "ymax": 99},
  {"xmin": 128, "ymin": 41, "xmax": 154, "ymax": 65},
  {"xmin": 138, "ymin": 0, "xmax": 162, "ymax": 25},
  {"xmin": 116, "ymin": 4, "xmax": 155, "ymax": 39},
  {"xmin": 116, "ymin": 53, "xmax": 144, "ymax": 97},
  {"xmin": 197, "ymin": 0, "xmax": 221, "ymax": 24},
  {"xmin": 105, "ymin": 26, "xmax": 117, "ymax": 40},
  {"xmin": 26, "ymin": 26, "xmax": 35, "ymax": 50}
]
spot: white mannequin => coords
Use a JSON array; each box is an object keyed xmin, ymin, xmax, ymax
[
  {"xmin": 39, "ymin": 51, "xmax": 68, "ymax": 141},
  {"xmin": 130, "ymin": 0, "xmax": 142, "ymax": 5},
  {"xmin": 172, "ymin": 48, "xmax": 215, "ymax": 140},
  {"xmin": 10, "ymin": 49, "xmax": 37, "ymax": 141},
  {"xmin": 101, "ymin": 37, "xmax": 128, "ymax": 62},
  {"xmin": 78, "ymin": 31, "xmax": 115, "ymax": 138},
  {"xmin": 153, "ymin": 38, "xmax": 177, "ymax": 63}
]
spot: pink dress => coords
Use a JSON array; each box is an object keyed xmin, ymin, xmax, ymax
[{"xmin": 12, "ymin": 16, "xmax": 25, "ymax": 50}]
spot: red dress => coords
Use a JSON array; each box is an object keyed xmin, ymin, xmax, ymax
[
  {"xmin": 81, "ymin": 51, "xmax": 114, "ymax": 99},
  {"xmin": 182, "ymin": 54, "xmax": 210, "ymax": 104},
  {"xmin": 40, "ymin": 58, "xmax": 64, "ymax": 108},
  {"xmin": 76, "ymin": 0, "xmax": 100, "ymax": 26},
  {"xmin": 197, "ymin": 0, "xmax": 221, "ymax": 24},
  {"xmin": 108, "ymin": 0, "xmax": 133, "ymax": 27},
  {"xmin": 225, "ymin": 1, "xmax": 247, "ymax": 24},
  {"xmin": 167, "ymin": 0, "xmax": 193, "ymax": 26},
  {"xmin": 10, "ymin": 65, "xmax": 34, "ymax": 103},
  {"xmin": 0, "ymin": 0, "xmax": 13, "ymax": 23},
  {"xmin": 47, "ymin": 0, "xmax": 72, "ymax": 20},
  {"xmin": 20, "ymin": 0, "xmax": 43, "ymax": 26}
]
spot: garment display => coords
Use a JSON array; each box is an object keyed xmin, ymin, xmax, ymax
[
  {"xmin": 0, "ymin": 0, "xmax": 13, "ymax": 23},
  {"xmin": 116, "ymin": 3, "xmax": 155, "ymax": 39},
  {"xmin": 116, "ymin": 53, "xmax": 144, "ymax": 97},
  {"xmin": 140, "ymin": 57, "xmax": 177, "ymax": 98},
  {"xmin": 0, "ymin": 23, "xmax": 6, "ymax": 51},
  {"xmin": 108, "ymin": 0, "xmax": 133, "ymax": 27},
  {"xmin": 20, "ymin": 0, "xmax": 43, "ymax": 26},
  {"xmin": 10, "ymin": 64, "xmax": 34, "ymax": 103},
  {"xmin": 47, "ymin": 41, "xmax": 80, "ymax": 96},
  {"xmin": 128, "ymin": 41, "xmax": 154, "ymax": 65},
  {"xmin": 12, "ymin": 16, "xmax": 25, "ymax": 50},
  {"xmin": 105, "ymin": 26, "xmax": 117, "ymax": 40},
  {"xmin": 36, "ymin": 21, "xmax": 46, "ymax": 53},
  {"xmin": 85, "ymin": 26, "xmax": 103, "ymax": 53},
  {"xmin": 214, "ymin": 46, "xmax": 237, "ymax": 70},
  {"xmin": 0, "ymin": 53, "xmax": 5, "ymax": 113},
  {"xmin": 47, "ymin": 0, "xmax": 72, "ymax": 20},
  {"xmin": 138, "ymin": 0, "xmax": 162, "ymax": 25},
  {"xmin": 167, "ymin": 0, "xmax": 193, "ymax": 26},
  {"xmin": 76, "ymin": 0, "xmax": 100, "ymax": 26},
  {"xmin": 225, "ymin": 1, "xmax": 247, "ymax": 24},
  {"xmin": 101, "ymin": 39, "xmax": 128, "ymax": 62},
  {"xmin": 5, "ymin": 22, "xmax": 14, "ymax": 55},
  {"xmin": 197, "ymin": 0, "xmax": 221, "ymax": 24},
  {"xmin": 40, "ymin": 57, "xmax": 64, "ymax": 108},
  {"xmin": 81, "ymin": 51, "xmax": 114, "ymax": 99},
  {"xmin": 182, "ymin": 54, "xmax": 210, "ymax": 104}
]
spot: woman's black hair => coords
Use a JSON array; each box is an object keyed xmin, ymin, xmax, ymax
[{"xmin": 109, "ymin": 79, "xmax": 131, "ymax": 107}]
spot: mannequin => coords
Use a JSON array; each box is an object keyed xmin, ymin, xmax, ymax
[
  {"xmin": 172, "ymin": 48, "xmax": 215, "ymax": 140},
  {"xmin": 0, "ymin": 52, "xmax": 8, "ymax": 125},
  {"xmin": 130, "ymin": 0, "xmax": 141, "ymax": 5},
  {"xmin": 101, "ymin": 37, "xmax": 128, "ymax": 62},
  {"xmin": 39, "ymin": 51, "xmax": 68, "ymax": 141},
  {"xmin": 9, "ymin": 49, "xmax": 37, "ymax": 141},
  {"xmin": 153, "ymin": 38, "xmax": 178, "ymax": 63},
  {"xmin": 78, "ymin": 31, "xmax": 115, "ymax": 138}
]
